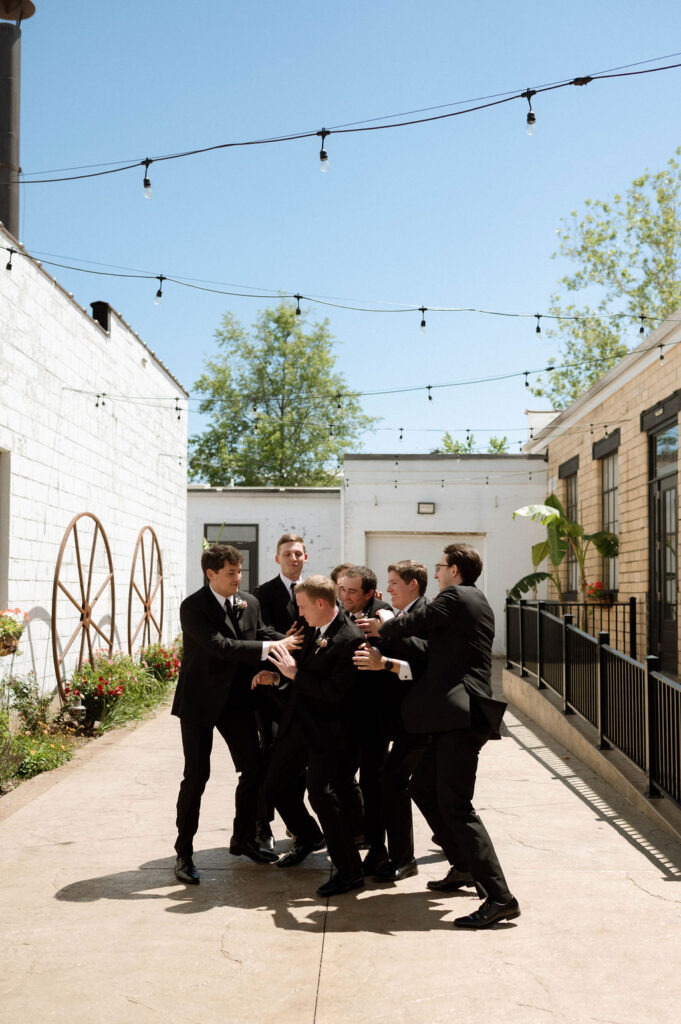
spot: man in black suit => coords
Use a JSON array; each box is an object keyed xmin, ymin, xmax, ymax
[
  {"xmin": 341, "ymin": 565, "xmax": 393, "ymax": 621},
  {"xmin": 171, "ymin": 543, "xmax": 296, "ymax": 884},
  {"xmin": 377, "ymin": 543, "xmax": 520, "ymax": 929},
  {"xmin": 256, "ymin": 575, "xmax": 366, "ymax": 897},
  {"xmin": 253, "ymin": 533, "xmax": 307, "ymax": 634},
  {"xmin": 354, "ymin": 560, "xmax": 430, "ymax": 882}
]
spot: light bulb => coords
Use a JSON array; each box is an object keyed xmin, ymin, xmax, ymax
[
  {"xmin": 320, "ymin": 149, "xmax": 329, "ymax": 172},
  {"xmin": 143, "ymin": 177, "xmax": 152, "ymax": 199},
  {"xmin": 526, "ymin": 112, "xmax": 536, "ymax": 136},
  {"xmin": 154, "ymin": 289, "xmax": 162, "ymax": 305}
]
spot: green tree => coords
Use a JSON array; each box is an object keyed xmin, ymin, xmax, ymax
[
  {"xmin": 534, "ymin": 148, "xmax": 681, "ymax": 408},
  {"xmin": 438, "ymin": 432, "xmax": 509, "ymax": 453},
  {"xmin": 188, "ymin": 302, "xmax": 377, "ymax": 485}
]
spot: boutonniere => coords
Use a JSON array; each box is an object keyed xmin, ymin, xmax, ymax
[
  {"xmin": 314, "ymin": 635, "xmax": 328, "ymax": 651},
  {"xmin": 233, "ymin": 597, "xmax": 247, "ymax": 618}
]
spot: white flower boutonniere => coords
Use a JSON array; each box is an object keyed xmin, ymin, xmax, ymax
[
  {"xmin": 314, "ymin": 635, "xmax": 328, "ymax": 652},
  {"xmin": 233, "ymin": 597, "xmax": 248, "ymax": 618}
]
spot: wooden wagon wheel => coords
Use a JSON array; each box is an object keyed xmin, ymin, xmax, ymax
[
  {"xmin": 52, "ymin": 512, "xmax": 115, "ymax": 700},
  {"xmin": 128, "ymin": 526, "xmax": 164, "ymax": 654}
]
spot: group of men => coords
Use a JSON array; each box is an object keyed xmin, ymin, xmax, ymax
[{"xmin": 171, "ymin": 532, "xmax": 519, "ymax": 930}]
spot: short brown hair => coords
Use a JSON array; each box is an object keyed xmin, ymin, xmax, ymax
[
  {"xmin": 201, "ymin": 543, "xmax": 242, "ymax": 576},
  {"xmin": 443, "ymin": 543, "xmax": 482, "ymax": 584},
  {"xmin": 330, "ymin": 562, "xmax": 354, "ymax": 584},
  {"xmin": 343, "ymin": 565, "xmax": 377, "ymax": 595},
  {"xmin": 295, "ymin": 575, "xmax": 337, "ymax": 605},
  {"xmin": 276, "ymin": 532, "xmax": 306, "ymax": 553},
  {"xmin": 388, "ymin": 560, "xmax": 428, "ymax": 596}
]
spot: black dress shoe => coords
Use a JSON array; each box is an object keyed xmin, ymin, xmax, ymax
[
  {"xmin": 256, "ymin": 824, "xmax": 275, "ymax": 851},
  {"xmin": 229, "ymin": 839, "xmax": 279, "ymax": 864},
  {"xmin": 277, "ymin": 841, "xmax": 316, "ymax": 868},
  {"xmin": 174, "ymin": 856, "xmax": 200, "ymax": 885},
  {"xmin": 454, "ymin": 895, "xmax": 520, "ymax": 929},
  {"xmin": 361, "ymin": 848, "xmax": 389, "ymax": 877},
  {"xmin": 374, "ymin": 858, "xmax": 418, "ymax": 883},
  {"xmin": 316, "ymin": 873, "xmax": 365, "ymax": 898},
  {"xmin": 427, "ymin": 866, "xmax": 476, "ymax": 892}
]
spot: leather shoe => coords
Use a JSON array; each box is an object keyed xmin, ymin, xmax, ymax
[
  {"xmin": 454, "ymin": 895, "xmax": 520, "ymax": 929},
  {"xmin": 229, "ymin": 839, "xmax": 279, "ymax": 864},
  {"xmin": 316, "ymin": 873, "xmax": 365, "ymax": 898},
  {"xmin": 362, "ymin": 848, "xmax": 389, "ymax": 877},
  {"xmin": 374, "ymin": 859, "xmax": 418, "ymax": 883},
  {"xmin": 256, "ymin": 828, "xmax": 275, "ymax": 852},
  {"xmin": 174, "ymin": 856, "xmax": 199, "ymax": 885},
  {"xmin": 277, "ymin": 841, "xmax": 317, "ymax": 868},
  {"xmin": 427, "ymin": 866, "xmax": 476, "ymax": 892}
]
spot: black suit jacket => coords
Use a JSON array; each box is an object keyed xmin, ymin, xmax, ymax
[
  {"xmin": 281, "ymin": 610, "xmax": 365, "ymax": 752},
  {"xmin": 171, "ymin": 586, "xmax": 281, "ymax": 728},
  {"xmin": 379, "ymin": 584, "xmax": 506, "ymax": 736},
  {"xmin": 374, "ymin": 595, "xmax": 430, "ymax": 716},
  {"xmin": 252, "ymin": 575, "xmax": 299, "ymax": 634},
  {"xmin": 357, "ymin": 595, "xmax": 393, "ymax": 619}
]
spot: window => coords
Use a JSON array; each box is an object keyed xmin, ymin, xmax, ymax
[
  {"xmin": 565, "ymin": 473, "xmax": 578, "ymax": 593},
  {"xmin": 203, "ymin": 524, "xmax": 259, "ymax": 591},
  {"xmin": 601, "ymin": 452, "xmax": 619, "ymax": 590}
]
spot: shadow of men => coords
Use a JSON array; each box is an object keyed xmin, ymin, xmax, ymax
[{"xmin": 54, "ymin": 847, "xmax": 515, "ymax": 933}]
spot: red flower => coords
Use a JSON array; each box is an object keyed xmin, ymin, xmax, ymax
[{"xmin": 97, "ymin": 683, "xmax": 104, "ymax": 694}]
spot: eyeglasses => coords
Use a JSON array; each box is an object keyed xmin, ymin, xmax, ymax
[{"xmin": 434, "ymin": 563, "xmax": 449, "ymax": 572}]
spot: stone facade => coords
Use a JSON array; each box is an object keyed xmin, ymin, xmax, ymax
[{"xmin": 524, "ymin": 312, "xmax": 681, "ymax": 668}]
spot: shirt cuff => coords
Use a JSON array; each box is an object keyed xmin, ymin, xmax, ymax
[
  {"xmin": 397, "ymin": 660, "xmax": 413, "ymax": 681},
  {"xmin": 261, "ymin": 642, "xmax": 270, "ymax": 660}
]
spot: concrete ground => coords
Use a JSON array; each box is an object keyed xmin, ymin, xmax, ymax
[{"xmin": 1, "ymin": 672, "xmax": 681, "ymax": 1024}]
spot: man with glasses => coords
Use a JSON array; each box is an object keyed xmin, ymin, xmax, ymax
[{"xmin": 377, "ymin": 543, "xmax": 519, "ymax": 929}]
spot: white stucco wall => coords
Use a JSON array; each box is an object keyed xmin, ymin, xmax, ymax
[
  {"xmin": 186, "ymin": 487, "xmax": 342, "ymax": 594},
  {"xmin": 343, "ymin": 453, "xmax": 548, "ymax": 654},
  {"xmin": 0, "ymin": 227, "xmax": 187, "ymax": 692}
]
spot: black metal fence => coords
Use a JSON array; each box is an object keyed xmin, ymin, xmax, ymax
[{"xmin": 506, "ymin": 599, "xmax": 681, "ymax": 809}]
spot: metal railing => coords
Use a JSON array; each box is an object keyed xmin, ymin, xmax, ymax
[{"xmin": 506, "ymin": 598, "xmax": 681, "ymax": 810}]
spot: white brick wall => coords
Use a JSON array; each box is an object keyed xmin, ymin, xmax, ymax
[{"xmin": 0, "ymin": 226, "xmax": 188, "ymax": 693}]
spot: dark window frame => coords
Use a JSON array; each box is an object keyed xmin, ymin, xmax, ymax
[{"xmin": 203, "ymin": 523, "xmax": 259, "ymax": 591}]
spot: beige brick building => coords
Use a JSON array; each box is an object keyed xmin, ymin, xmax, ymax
[{"xmin": 524, "ymin": 313, "xmax": 681, "ymax": 674}]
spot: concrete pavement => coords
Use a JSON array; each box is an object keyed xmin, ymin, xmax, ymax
[{"xmin": 1, "ymin": 678, "xmax": 681, "ymax": 1024}]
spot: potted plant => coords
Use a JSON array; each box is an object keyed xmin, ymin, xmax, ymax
[{"xmin": 0, "ymin": 609, "xmax": 29, "ymax": 657}]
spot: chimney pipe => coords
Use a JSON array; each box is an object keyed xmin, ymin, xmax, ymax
[{"xmin": 0, "ymin": 3, "xmax": 36, "ymax": 241}]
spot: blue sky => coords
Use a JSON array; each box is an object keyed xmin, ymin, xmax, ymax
[{"xmin": 12, "ymin": 1, "xmax": 681, "ymax": 455}]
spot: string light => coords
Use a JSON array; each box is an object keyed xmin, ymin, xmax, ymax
[
  {"xmin": 142, "ymin": 159, "xmax": 153, "ymax": 199},
  {"xmin": 639, "ymin": 314, "xmax": 646, "ymax": 335},
  {"xmin": 659, "ymin": 345, "xmax": 665, "ymax": 361},
  {"xmin": 154, "ymin": 274, "xmax": 165, "ymax": 305},
  {"xmin": 524, "ymin": 371, "xmax": 530, "ymax": 388},
  {"xmin": 5, "ymin": 247, "xmax": 14, "ymax": 271},
  {"xmin": 419, "ymin": 307, "xmax": 427, "ymax": 333},
  {"xmin": 399, "ymin": 427, "xmax": 404, "ymax": 441},
  {"xmin": 18, "ymin": 55, "xmax": 677, "ymax": 187},
  {"xmin": 427, "ymin": 386, "xmax": 433, "ymax": 402},
  {"xmin": 535, "ymin": 315, "xmax": 542, "ymax": 335},
  {"xmin": 294, "ymin": 294, "xmax": 302, "ymax": 318},
  {"xmin": 175, "ymin": 398, "xmax": 181, "ymax": 420},
  {"xmin": 318, "ymin": 129, "xmax": 330, "ymax": 172},
  {"xmin": 522, "ymin": 89, "xmax": 537, "ymax": 135}
]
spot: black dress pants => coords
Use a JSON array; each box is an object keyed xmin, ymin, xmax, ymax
[
  {"xmin": 175, "ymin": 704, "xmax": 262, "ymax": 857},
  {"xmin": 306, "ymin": 743, "xmax": 362, "ymax": 881},
  {"xmin": 381, "ymin": 731, "xmax": 430, "ymax": 865},
  {"xmin": 263, "ymin": 723, "xmax": 324, "ymax": 847},
  {"xmin": 409, "ymin": 726, "xmax": 511, "ymax": 900}
]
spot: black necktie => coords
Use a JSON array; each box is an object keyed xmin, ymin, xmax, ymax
[{"xmin": 226, "ymin": 600, "xmax": 240, "ymax": 632}]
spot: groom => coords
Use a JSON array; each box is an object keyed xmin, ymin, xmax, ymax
[{"xmin": 171, "ymin": 543, "xmax": 295, "ymax": 884}]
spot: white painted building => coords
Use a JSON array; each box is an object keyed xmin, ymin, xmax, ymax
[
  {"xmin": 186, "ymin": 453, "xmax": 547, "ymax": 655},
  {"xmin": 186, "ymin": 485, "xmax": 341, "ymax": 594},
  {"xmin": 0, "ymin": 226, "xmax": 187, "ymax": 693}
]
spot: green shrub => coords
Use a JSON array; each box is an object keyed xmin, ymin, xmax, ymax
[
  {"xmin": 8, "ymin": 672, "xmax": 54, "ymax": 734},
  {"xmin": 14, "ymin": 734, "xmax": 74, "ymax": 778},
  {"xmin": 140, "ymin": 640, "xmax": 181, "ymax": 684}
]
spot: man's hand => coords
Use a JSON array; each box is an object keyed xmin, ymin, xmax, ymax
[
  {"xmin": 353, "ymin": 642, "xmax": 385, "ymax": 672},
  {"xmin": 281, "ymin": 625, "xmax": 304, "ymax": 650},
  {"xmin": 268, "ymin": 642, "xmax": 298, "ymax": 680},
  {"xmin": 354, "ymin": 616, "xmax": 381, "ymax": 637},
  {"xmin": 251, "ymin": 670, "xmax": 281, "ymax": 689}
]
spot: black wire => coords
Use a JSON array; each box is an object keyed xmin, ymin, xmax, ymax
[{"xmin": 16, "ymin": 59, "xmax": 681, "ymax": 185}]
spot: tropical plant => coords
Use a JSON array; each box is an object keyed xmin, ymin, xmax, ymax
[{"xmin": 510, "ymin": 494, "xmax": 619, "ymax": 614}]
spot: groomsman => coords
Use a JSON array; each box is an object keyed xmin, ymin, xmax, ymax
[
  {"xmin": 253, "ymin": 533, "xmax": 308, "ymax": 633},
  {"xmin": 378, "ymin": 543, "xmax": 520, "ymax": 929},
  {"xmin": 341, "ymin": 565, "xmax": 394, "ymax": 873},
  {"xmin": 354, "ymin": 560, "xmax": 430, "ymax": 882},
  {"xmin": 258, "ymin": 576, "xmax": 366, "ymax": 896},
  {"xmin": 172, "ymin": 544, "xmax": 296, "ymax": 884}
]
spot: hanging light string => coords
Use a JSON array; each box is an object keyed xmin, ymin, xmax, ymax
[
  {"xmin": 15, "ymin": 54, "xmax": 681, "ymax": 186},
  {"xmin": 4, "ymin": 242, "xmax": 681, "ymax": 332}
]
